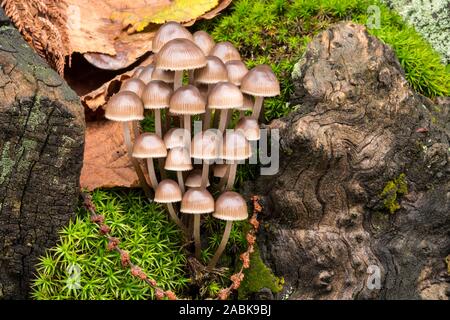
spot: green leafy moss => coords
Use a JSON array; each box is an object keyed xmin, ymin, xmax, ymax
[
  {"xmin": 238, "ymin": 247, "xmax": 284, "ymax": 299},
  {"xmin": 32, "ymin": 190, "xmax": 189, "ymax": 300},
  {"xmin": 380, "ymin": 173, "xmax": 408, "ymax": 214}
]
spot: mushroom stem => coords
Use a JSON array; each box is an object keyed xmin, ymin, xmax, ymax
[
  {"xmin": 122, "ymin": 122, "xmax": 151, "ymax": 198},
  {"xmin": 218, "ymin": 164, "xmax": 230, "ymax": 190},
  {"xmin": 212, "ymin": 109, "xmax": 220, "ymax": 128},
  {"xmin": 188, "ymin": 70, "xmax": 195, "ymax": 84},
  {"xmin": 218, "ymin": 109, "xmax": 228, "ymax": 133},
  {"xmin": 239, "ymin": 110, "xmax": 245, "ymax": 118},
  {"xmin": 201, "ymin": 161, "xmax": 209, "ymax": 188},
  {"xmin": 177, "ymin": 171, "xmax": 185, "ymax": 194},
  {"xmin": 167, "ymin": 203, "xmax": 188, "ymax": 235},
  {"xmin": 225, "ymin": 162, "xmax": 237, "ymax": 190},
  {"xmin": 158, "ymin": 158, "xmax": 166, "ymax": 179},
  {"xmin": 193, "ymin": 214, "xmax": 202, "ymax": 260},
  {"xmin": 146, "ymin": 158, "xmax": 159, "ymax": 189},
  {"xmin": 174, "ymin": 70, "xmax": 183, "ymax": 91},
  {"xmin": 252, "ymin": 96, "xmax": 264, "ymax": 120},
  {"xmin": 208, "ymin": 220, "xmax": 233, "ymax": 269},
  {"xmin": 155, "ymin": 109, "xmax": 162, "ymax": 137},
  {"xmin": 184, "ymin": 115, "xmax": 191, "ymax": 136},
  {"xmin": 203, "ymin": 107, "xmax": 211, "ymax": 130}
]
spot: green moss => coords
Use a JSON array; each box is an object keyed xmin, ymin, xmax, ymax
[
  {"xmin": 380, "ymin": 173, "xmax": 408, "ymax": 214},
  {"xmin": 238, "ymin": 247, "xmax": 284, "ymax": 299}
]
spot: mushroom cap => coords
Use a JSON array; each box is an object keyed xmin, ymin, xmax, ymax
[
  {"xmin": 132, "ymin": 66, "xmax": 145, "ymax": 78},
  {"xmin": 181, "ymin": 187, "xmax": 214, "ymax": 214},
  {"xmin": 155, "ymin": 39, "xmax": 206, "ymax": 71},
  {"xmin": 225, "ymin": 60, "xmax": 248, "ymax": 86},
  {"xmin": 235, "ymin": 117, "xmax": 260, "ymax": 141},
  {"xmin": 120, "ymin": 78, "xmax": 145, "ymax": 97},
  {"xmin": 194, "ymin": 56, "xmax": 228, "ymax": 84},
  {"xmin": 137, "ymin": 64, "xmax": 155, "ymax": 84},
  {"xmin": 213, "ymin": 191, "xmax": 248, "ymax": 221},
  {"xmin": 152, "ymin": 68, "xmax": 175, "ymax": 83},
  {"xmin": 164, "ymin": 147, "xmax": 193, "ymax": 171},
  {"xmin": 154, "ymin": 179, "xmax": 182, "ymax": 203},
  {"xmin": 132, "ymin": 133, "xmax": 167, "ymax": 158},
  {"xmin": 240, "ymin": 65, "xmax": 280, "ymax": 97},
  {"xmin": 142, "ymin": 80, "xmax": 173, "ymax": 110},
  {"xmin": 193, "ymin": 30, "xmax": 215, "ymax": 55},
  {"xmin": 152, "ymin": 21, "xmax": 193, "ymax": 53},
  {"xmin": 222, "ymin": 130, "xmax": 252, "ymax": 160},
  {"xmin": 185, "ymin": 169, "xmax": 210, "ymax": 188},
  {"xmin": 239, "ymin": 94, "xmax": 254, "ymax": 111},
  {"xmin": 163, "ymin": 128, "xmax": 191, "ymax": 149},
  {"xmin": 191, "ymin": 130, "xmax": 221, "ymax": 160},
  {"xmin": 169, "ymin": 85, "xmax": 206, "ymax": 115},
  {"xmin": 207, "ymin": 82, "xmax": 243, "ymax": 110},
  {"xmin": 197, "ymin": 83, "xmax": 209, "ymax": 99},
  {"xmin": 210, "ymin": 41, "xmax": 241, "ymax": 63},
  {"xmin": 105, "ymin": 91, "xmax": 144, "ymax": 121},
  {"xmin": 213, "ymin": 164, "xmax": 228, "ymax": 178}
]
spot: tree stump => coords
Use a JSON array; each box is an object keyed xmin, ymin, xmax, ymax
[
  {"xmin": 250, "ymin": 22, "xmax": 450, "ymax": 299},
  {"xmin": 0, "ymin": 9, "xmax": 85, "ymax": 299}
]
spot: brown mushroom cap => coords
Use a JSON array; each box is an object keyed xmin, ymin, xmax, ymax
[
  {"xmin": 235, "ymin": 117, "xmax": 260, "ymax": 141},
  {"xmin": 194, "ymin": 56, "xmax": 228, "ymax": 84},
  {"xmin": 105, "ymin": 91, "xmax": 144, "ymax": 121},
  {"xmin": 154, "ymin": 179, "xmax": 182, "ymax": 203},
  {"xmin": 137, "ymin": 64, "xmax": 155, "ymax": 84},
  {"xmin": 222, "ymin": 130, "xmax": 252, "ymax": 160},
  {"xmin": 120, "ymin": 78, "xmax": 145, "ymax": 97},
  {"xmin": 152, "ymin": 21, "xmax": 193, "ymax": 53},
  {"xmin": 169, "ymin": 85, "xmax": 206, "ymax": 115},
  {"xmin": 240, "ymin": 64, "xmax": 280, "ymax": 97},
  {"xmin": 210, "ymin": 41, "xmax": 241, "ymax": 63},
  {"xmin": 213, "ymin": 191, "xmax": 248, "ymax": 221},
  {"xmin": 142, "ymin": 80, "xmax": 173, "ymax": 110},
  {"xmin": 185, "ymin": 169, "xmax": 210, "ymax": 188},
  {"xmin": 191, "ymin": 130, "xmax": 221, "ymax": 160},
  {"xmin": 213, "ymin": 164, "xmax": 228, "ymax": 178},
  {"xmin": 193, "ymin": 30, "xmax": 215, "ymax": 55},
  {"xmin": 207, "ymin": 82, "xmax": 243, "ymax": 110},
  {"xmin": 165, "ymin": 147, "xmax": 193, "ymax": 171},
  {"xmin": 132, "ymin": 66, "xmax": 145, "ymax": 78},
  {"xmin": 239, "ymin": 94, "xmax": 254, "ymax": 111},
  {"xmin": 225, "ymin": 60, "xmax": 248, "ymax": 86},
  {"xmin": 151, "ymin": 68, "xmax": 175, "ymax": 83},
  {"xmin": 132, "ymin": 133, "xmax": 167, "ymax": 158},
  {"xmin": 181, "ymin": 187, "xmax": 215, "ymax": 214},
  {"xmin": 163, "ymin": 128, "xmax": 191, "ymax": 149},
  {"xmin": 155, "ymin": 39, "xmax": 206, "ymax": 71}
]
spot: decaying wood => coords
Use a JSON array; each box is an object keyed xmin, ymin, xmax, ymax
[
  {"xmin": 0, "ymin": 9, "xmax": 85, "ymax": 298},
  {"xmin": 249, "ymin": 23, "xmax": 450, "ymax": 300}
]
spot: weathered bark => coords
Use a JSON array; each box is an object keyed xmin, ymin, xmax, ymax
[
  {"xmin": 0, "ymin": 9, "xmax": 85, "ymax": 299},
  {"xmin": 249, "ymin": 23, "xmax": 450, "ymax": 300}
]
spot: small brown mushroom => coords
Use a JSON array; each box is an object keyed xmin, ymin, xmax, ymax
[
  {"xmin": 208, "ymin": 82, "xmax": 243, "ymax": 133},
  {"xmin": 222, "ymin": 130, "xmax": 252, "ymax": 190},
  {"xmin": 225, "ymin": 60, "xmax": 248, "ymax": 86},
  {"xmin": 235, "ymin": 116, "xmax": 260, "ymax": 141},
  {"xmin": 193, "ymin": 30, "xmax": 215, "ymax": 55},
  {"xmin": 152, "ymin": 21, "xmax": 193, "ymax": 53},
  {"xmin": 163, "ymin": 128, "xmax": 191, "ymax": 149},
  {"xmin": 164, "ymin": 146, "xmax": 193, "ymax": 193},
  {"xmin": 210, "ymin": 41, "xmax": 241, "ymax": 63},
  {"xmin": 142, "ymin": 80, "xmax": 173, "ymax": 137},
  {"xmin": 120, "ymin": 78, "xmax": 146, "ymax": 97},
  {"xmin": 191, "ymin": 130, "xmax": 221, "ymax": 188},
  {"xmin": 185, "ymin": 169, "xmax": 210, "ymax": 188}
]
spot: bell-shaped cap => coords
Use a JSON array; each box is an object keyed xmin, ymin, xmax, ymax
[
  {"xmin": 185, "ymin": 169, "xmax": 210, "ymax": 188},
  {"xmin": 181, "ymin": 187, "xmax": 214, "ymax": 214},
  {"xmin": 235, "ymin": 117, "xmax": 260, "ymax": 141},
  {"xmin": 169, "ymin": 85, "xmax": 206, "ymax": 115},
  {"xmin": 165, "ymin": 147, "xmax": 193, "ymax": 171},
  {"xmin": 152, "ymin": 68, "xmax": 175, "ymax": 83},
  {"xmin": 132, "ymin": 66, "xmax": 145, "ymax": 78},
  {"xmin": 240, "ymin": 65, "xmax": 280, "ymax": 97},
  {"xmin": 210, "ymin": 41, "xmax": 241, "ymax": 63},
  {"xmin": 207, "ymin": 82, "xmax": 243, "ymax": 110},
  {"xmin": 105, "ymin": 91, "xmax": 144, "ymax": 121},
  {"xmin": 152, "ymin": 21, "xmax": 193, "ymax": 53},
  {"xmin": 137, "ymin": 64, "xmax": 155, "ymax": 84},
  {"xmin": 191, "ymin": 130, "xmax": 221, "ymax": 160},
  {"xmin": 154, "ymin": 179, "xmax": 182, "ymax": 203},
  {"xmin": 194, "ymin": 56, "xmax": 228, "ymax": 84},
  {"xmin": 222, "ymin": 130, "xmax": 252, "ymax": 161},
  {"xmin": 193, "ymin": 30, "xmax": 215, "ymax": 55},
  {"xmin": 163, "ymin": 128, "xmax": 191, "ymax": 149},
  {"xmin": 213, "ymin": 191, "xmax": 248, "ymax": 221},
  {"xmin": 155, "ymin": 39, "xmax": 206, "ymax": 71},
  {"xmin": 142, "ymin": 80, "xmax": 173, "ymax": 110},
  {"xmin": 120, "ymin": 78, "xmax": 145, "ymax": 97},
  {"xmin": 213, "ymin": 164, "xmax": 228, "ymax": 178},
  {"xmin": 132, "ymin": 133, "xmax": 167, "ymax": 158},
  {"xmin": 225, "ymin": 60, "xmax": 248, "ymax": 86}
]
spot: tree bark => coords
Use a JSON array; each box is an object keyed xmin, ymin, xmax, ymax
[
  {"xmin": 0, "ymin": 9, "xmax": 85, "ymax": 299},
  {"xmin": 248, "ymin": 23, "xmax": 450, "ymax": 300}
]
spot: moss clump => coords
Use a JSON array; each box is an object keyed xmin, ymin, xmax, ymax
[
  {"xmin": 32, "ymin": 190, "xmax": 189, "ymax": 300},
  {"xmin": 238, "ymin": 247, "xmax": 284, "ymax": 299},
  {"xmin": 380, "ymin": 173, "xmax": 408, "ymax": 214}
]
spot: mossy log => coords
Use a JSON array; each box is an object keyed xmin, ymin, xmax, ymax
[
  {"xmin": 0, "ymin": 9, "xmax": 85, "ymax": 299},
  {"xmin": 249, "ymin": 22, "xmax": 450, "ymax": 299}
]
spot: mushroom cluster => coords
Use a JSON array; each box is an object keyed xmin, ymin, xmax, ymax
[{"xmin": 104, "ymin": 21, "xmax": 280, "ymax": 269}]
